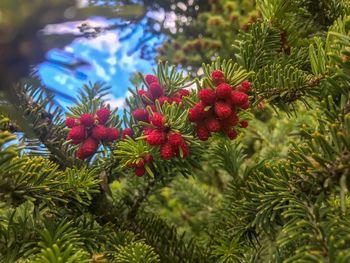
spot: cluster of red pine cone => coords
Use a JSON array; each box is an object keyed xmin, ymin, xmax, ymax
[
  {"xmin": 189, "ymin": 70, "xmax": 250, "ymax": 141},
  {"xmin": 131, "ymin": 74, "xmax": 190, "ymax": 162},
  {"xmin": 132, "ymin": 74, "xmax": 190, "ymax": 123},
  {"xmin": 66, "ymin": 108, "xmax": 133, "ymax": 160},
  {"xmin": 127, "ymin": 153, "xmax": 154, "ymax": 177},
  {"xmin": 144, "ymin": 112, "xmax": 189, "ymax": 160}
]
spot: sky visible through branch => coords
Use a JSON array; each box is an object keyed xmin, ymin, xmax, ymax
[{"xmin": 38, "ymin": 14, "xmax": 166, "ymax": 112}]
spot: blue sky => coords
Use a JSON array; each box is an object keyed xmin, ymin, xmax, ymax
[{"xmin": 38, "ymin": 16, "xmax": 163, "ymax": 111}]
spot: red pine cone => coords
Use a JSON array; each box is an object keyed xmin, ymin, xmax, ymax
[
  {"xmin": 211, "ymin": 70, "xmax": 225, "ymax": 85},
  {"xmin": 172, "ymin": 97, "xmax": 183, "ymax": 105},
  {"xmin": 149, "ymin": 105, "xmax": 157, "ymax": 112},
  {"xmin": 66, "ymin": 117, "xmax": 76, "ymax": 128},
  {"xmin": 92, "ymin": 125, "xmax": 108, "ymax": 141},
  {"xmin": 189, "ymin": 108, "xmax": 199, "ymax": 122},
  {"xmin": 160, "ymin": 142, "xmax": 173, "ymax": 160},
  {"xmin": 173, "ymin": 141, "xmax": 190, "ymax": 159},
  {"xmin": 214, "ymin": 101, "xmax": 232, "ymax": 119},
  {"xmin": 168, "ymin": 132, "xmax": 184, "ymax": 146},
  {"xmin": 203, "ymin": 107, "xmax": 216, "ymax": 119},
  {"xmin": 96, "ymin": 108, "xmax": 110, "ymax": 124},
  {"xmin": 149, "ymin": 82, "xmax": 164, "ymax": 99},
  {"xmin": 76, "ymin": 147, "xmax": 86, "ymax": 160},
  {"xmin": 175, "ymin": 89, "xmax": 190, "ymax": 97},
  {"xmin": 76, "ymin": 137, "xmax": 99, "ymax": 159},
  {"xmin": 145, "ymin": 74, "xmax": 158, "ymax": 85},
  {"xmin": 146, "ymin": 129, "xmax": 166, "ymax": 145},
  {"xmin": 143, "ymin": 126, "xmax": 153, "ymax": 136},
  {"xmin": 240, "ymin": 120, "xmax": 249, "ymax": 128},
  {"xmin": 240, "ymin": 101, "xmax": 250, "ymax": 110},
  {"xmin": 216, "ymin": 83, "xmax": 232, "ymax": 99},
  {"xmin": 199, "ymin": 88, "xmax": 216, "ymax": 105},
  {"xmin": 205, "ymin": 118, "xmax": 221, "ymax": 132},
  {"xmin": 231, "ymin": 91, "xmax": 249, "ymax": 107},
  {"xmin": 149, "ymin": 112, "xmax": 165, "ymax": 128},
  {"xmin": 66, "ymin": 134, "xmax": 81, "ymax": 145},
  {"xmin": 223, "ymin": 113, "xmax": 239, "ymax": 126},
  {"xmin": 143, "ymin": 126, "xmax": 152, "ymax": 135},
  {"xmin": 196, "ymin": 126, "xmax": 211, "ymax": 141},
  {"xmin": 144, "ymin": 153, "xmax": 153, "ymax": 163},
  {"xmin": 135, "ymin": 166, "xmax": 146, "ymax": 177},
  {"xmin": 223, "ymin": 128, "xmax": 238, "ymax": 140},
  {"xmin": 122, "ymin": 128, "xmax": 134, "ymax": 139},
  {"xmin": 80, "ymin": 113, "xmax": 95, "ymax": 127},
  {"xmin": 138, "ymin": 90, "xmax": 154, "ymax": 104},
  {"xmin": 189, "ymin": 102, "xmax": 205, "ymax": 122},
  {"xmin": 68, "ymin": 125, "xmax": 86, "ymax": 142},
  {"xmin": 132, "ymin": 108, "xmax": 149, "ymax": 122},
  {"xmin": 138, "ymin": 90, "xmax": 147, "ymax": 97},
  {"xmin": 240, "ymin": 80, "xmax": 251, "ymax": 92},
  {"xmin": 179, "ymin": 141, "xmax": 189, "ymax": 158},
  {"xmin": 106, "ymin": 128, "xmax": 120, "ymax": 142},
  {"xmin": 158, "ymin": 96, "xmax": 171, "ymax": 106},
  {"xmin": 136, "ymin": 158, "xmax": 145, "ymax": 168}
]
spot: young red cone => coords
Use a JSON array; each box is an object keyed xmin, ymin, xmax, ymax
[
  {"xmin": 160, "ymin": 142, "xmax": 173, "ymax": 160},
  {"xmin": 216, "ymin": 83, "xmax": 232, "ymax": 99},
  {"xmin": 68, "ymin": 125, "xmax": 86, "ymax": 142},
  {"xmin": 66, "ymin": 117, "xmax": 76, "ymax": 128},
  {"xmin": 135, "ymin": 166, "xmax": 146, "ymax": 177},
  {"xmin": 146, "ymin": 129, "xmax": 166, "ymax": 145},
  {"xmin": 172, "ymin": 97, "xmax": 183, "ymax": 105},
  {"xmin": 240, "ymin": 80, "xmax": 251, "ymax": 92},
  {"xmin": 196, "ymin": 126, "xmax": 211, "ymax": 141},
  {"xmin": 168, "ymin": 132, "xmax": 184, "ymax": 147},
  {"xmin": 240, "ymin": 101, "xmax": 250, "ymax": 110},
  {"xmin": 136, "ymin": 158, "xmax": 145, "ymax": 168},
  {"xmin": 223, "ymin": 127, "xmax": 238, "ymax": 140},
  {"xmin": 138, "ymin": 90, "xmax": 154, "ymax": 104},
  {"xmin": 76, "ymin": 137, "xmax": 99, "ymax": 159},
  {"xmin": 122, "ymin": 128, "xmax": 134, "ymax": 139},
  {"xmin": 231, "ymin": 91, "xmax": 249, "ymax": 107},
  {"xmin": 149, "ymin": 82, "xmax": 164, "ymax": 99},
  {"xmin": 144, "ymin": 154, "xmax": 154, "ymax": 163},
  {"xmin": 169, "ymin": 137, "xmax": 189, "ymax": 159},
  {"xmin": 205, "ymin": 118, "xmax": 221, "ymax": 132},
  {"xmin": 149, "ymin": 105, "xmax": 157, "ymax": 112},
  {"xmin": 199, "ymin": 88, "xmax": 216, "ymax": 105},
  {"xmin": 96, "ymin": 108, "xmax": 110, "ymax": 124},
  {"xmin": 106, "ymin": 128, "xmax": 120, "ymax": 142},
  {"xmin": 92, "ymin": 125, "xmax": 108, "ymax": 141},
  {"xmin": 145, "ymin": 74, "xmax": 158, "ymax": 85},
  {"xmin": 179, "ymin": 141, "xmax": 189, "ymax": 158},
  {"xmin": 223, "ymin": 113, "xmax": 239, "ymax": 126},
  {"xmin": 211, "ymin": 70, "xmax": 225, "ymax": 85},
  {"xmin": 158, "ymin": 96, "xmax": 171, "ymax": 106},
  {"xmin": 189, "ymin": 102, "xmax": 206, "ymax": 122},
  {"xmin": 80, "ymin": 113, "xmax": 95, "ymax": 127},
  {"xmin": 132, "ymin": 108, "xmax": 149, "ymax": 122},
  {"xmin": 175, "ymin": 89, "xmax": 190, "ymax": 98},
  {"xmin": 240, "ymin": 120, "xmax": 249, "ymax": 128},
  {"xmin": 214, "ymin": 101, "xmax": 232, "ymax": 119},
  {"xmin": 149, "ymin": 112, "xmax": 165, "ymax": 128}
]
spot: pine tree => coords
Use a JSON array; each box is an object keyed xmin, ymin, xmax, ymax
[{"xmin": 1, "ymin": 0, "xmax": 350, "ymax": 262}]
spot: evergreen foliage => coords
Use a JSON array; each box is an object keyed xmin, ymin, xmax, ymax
[{"xmin": 1, "ymin": 0, "xmax": 350, "ymax": 262}]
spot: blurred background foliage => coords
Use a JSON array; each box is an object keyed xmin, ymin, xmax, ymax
[{"xmin": 1, "ymin": 0, "xmax": 350, "ymax": 262}]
